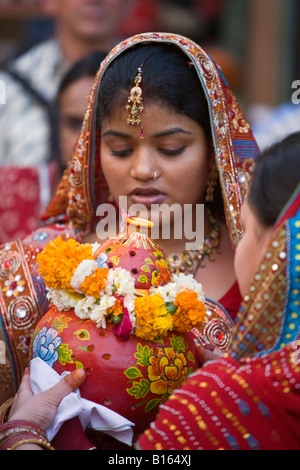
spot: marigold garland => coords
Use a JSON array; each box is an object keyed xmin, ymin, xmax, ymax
[
  {"xmin": 37, "ymin": 237, "xmax": 94, "ymax": 290},
  {"xmin": 107, "ymin": 299, "xmax": 124, "ymax": 318},
  {"xmin": 37, "ymin": 236, "xmax": 207, "ymax": 341},
  {"xmin": 173, "ymin": 291, "xmax": 207, "ymax": 332},
  {"xmin": 80, "ymin": 267, "xmax": 109, "ymax": 298},
  {"xmin": 134, "ymin": 294, "xmax": 173, "ymax": 341}
]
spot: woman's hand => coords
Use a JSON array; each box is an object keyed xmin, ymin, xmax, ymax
[
  {"xmin": 195, "ymin": 341, "xmax": 224, "ymax": 367},
  {"xmin": 8, "ymin": 367, "xmax": 86, "ymax": 432}
]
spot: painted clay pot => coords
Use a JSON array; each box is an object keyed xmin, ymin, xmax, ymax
[
  {"xmin": 31, "ymin": 218, "xmax": 201, "ymax": 447},
  {"xmin": 31, "ymin": 305, "xmax": 198, "ymax": 438},
  {"xmin": 94, "ymin": 218, "xmax": 172, "ymax": 290}
]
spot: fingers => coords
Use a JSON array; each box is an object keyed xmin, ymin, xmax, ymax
[
  {"xmin": 63, "ymin": 369, "xmax": 86, "ymax": 393},
  {"xmin": 44, "ymin": 368, "xmax": 87, "ymax": 404},
  {"xmin": 197, "ymin": 347, "xmax": 219, "ymax": 365},
  {"xmin": 8, "ymin": 368, "xmax": 87, "ymax": 430},
  {"xmin": 9, "ymin": 367, "xmax": 34, "ymax": 417},
  {"xmin": 194, "ymin": 339, "xmax": 223, "ymax": 366}
]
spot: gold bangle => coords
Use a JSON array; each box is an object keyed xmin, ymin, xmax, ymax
[
  {"xmin": 7, "ymin": 438, "xmax": 55, "ymax": 450},
  {"xmin": 0, "ymin": 397, "xmax": 15, "ymax": 423}
]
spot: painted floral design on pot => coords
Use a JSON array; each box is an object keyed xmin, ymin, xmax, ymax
[
  {"xmin": 147, "ymin": 344, "xmax": 189, "ymax": 395},
  {"xmin": 124, "ymin": 338, "xmax": 195, "ymax": 414},
  {"xmin": 32, "ymin": 326, "xmax": 62, "ymax": 368}
]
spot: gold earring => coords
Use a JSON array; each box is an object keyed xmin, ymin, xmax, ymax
[
  {"xmin": 108, "ymin": 193, "xmax": 115, "ymax": 202},
  {"xmin": 205, "ymin": 165, "xmax": 218, "ymax": 202}
]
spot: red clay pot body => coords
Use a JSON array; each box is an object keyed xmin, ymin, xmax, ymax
[{"xmin": 31, "ymin": 306, "xmax": 198, "ymax": 436}]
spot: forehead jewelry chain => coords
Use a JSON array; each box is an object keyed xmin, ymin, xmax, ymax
[{"xmin": 125, "ymin": 65, "xmax": 144, "ymax": 139}]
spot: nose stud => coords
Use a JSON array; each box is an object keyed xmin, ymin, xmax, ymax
[{"xmin": 153, "ymin": 170, "xmax": 158, "ymax": 180}]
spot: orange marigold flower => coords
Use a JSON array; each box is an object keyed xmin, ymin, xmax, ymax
[
  {"xmin": 37, "ymin": 237, "xmax": 94, "ymax": 290},
  {"xmin": 173, "ymin": 291, "xmax": 206, "ymax": 332},
  {"xmin": 107, "ymin": 298, "xmax": 123, "ymax": 317},
  {"xmin": 80, "ymin": 267, "xmax": 109, "ymax": 298},
  {"xmin": 134, "ymin": 294, "xmax": 173, "ymax": 341}
]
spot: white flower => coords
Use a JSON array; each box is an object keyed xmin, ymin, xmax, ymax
[
  {"xmin": 124, "ymin": 294, "xmax": 136, "ymax": 328},
  {"xmin": 149, "ymin": 273, "xmax": 204, "ymax": 304},
  {"xmin": 105, "ymin": 267, "xmax": 135, "ymax": 296},
  {"xmin": 47, "ymin": 288, "xmax": 79, "ymax": 311},
  {"xmin": 74, "ymin": 295, "xmax": 97, "ymax": 320},
  {"xmin": 149, "ymin": 284, "xmax": 178, "ymax": 303},
  {"xmin": 89, "ymin": 295, "xmax": 117, "ymax": 328},
  {"xmin": 70, "ymin": 259, "xmax": 97, "ymax": 293},
  {"xmin": 172, "ymin": 273, "xmax": 205, "ymax": 301}
]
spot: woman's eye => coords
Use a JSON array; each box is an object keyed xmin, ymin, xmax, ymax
[{"xmin": 159, "ymin": 146, "xmax": 186, "ymax": 156}]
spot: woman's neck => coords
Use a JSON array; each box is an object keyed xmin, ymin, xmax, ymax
[{"xmin": 155, "ymin": 207, "xmax": 211, "ymax": 256}]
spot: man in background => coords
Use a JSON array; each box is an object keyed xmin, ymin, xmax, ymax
[
  {"xmin": 0, "ymin": 0, "xmax": 130, "ymax": 244},
  {"xmin": 0, "ymin": 0, "xmax": 130, "ymax": 167}
]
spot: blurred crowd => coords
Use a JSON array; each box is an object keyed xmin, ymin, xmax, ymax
[{"xmin": 0, "ymin": 0, "xmax": 226, "ymax": 243}]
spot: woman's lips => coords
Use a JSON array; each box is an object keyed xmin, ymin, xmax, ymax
[{"xmin": 129, "ymin": 188, "xmax": 166, "ymax": 207}]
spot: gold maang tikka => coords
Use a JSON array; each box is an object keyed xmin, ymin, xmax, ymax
[{"xmin": 125, "ymin": 65, "xmax": 144, "ymax": 139}]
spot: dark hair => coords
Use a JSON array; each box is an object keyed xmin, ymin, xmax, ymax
[
  {"xmin": 58, "ymin": 51, "xmax": 106, "ymax": 97},
  {"xmin": 248, "ymin": 131, "xmax": 300, "ymax": 227},
  {"xmin": 97, "ymin": 43, "xmax": 211, "ymax": 142}
]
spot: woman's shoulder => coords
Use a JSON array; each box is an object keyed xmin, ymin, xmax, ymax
[{"xmin": 0, "ymin": 223, "xmax": 78, "ymax": 388}]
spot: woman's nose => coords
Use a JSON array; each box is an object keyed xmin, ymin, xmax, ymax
[{"xmin": 130, "ymin": 147, "xmax": 156, "ymax": 181}]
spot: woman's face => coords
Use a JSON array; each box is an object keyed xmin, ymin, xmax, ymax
[
  {"xmin": 100, "ymin": 103, "xmax": 211, "ymax": 229},
  {"xmin": 59, "ymin": 75, "xmax": 95, "ymax": 168},
  {"xmin": 234, "ymin": 198, "xmax": 273, "ymax": 298}
]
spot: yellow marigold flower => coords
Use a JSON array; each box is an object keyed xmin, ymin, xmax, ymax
[
  {"xmin": 80, "ymin": 268, "xmax": 109, "ymax": 298},
  {"xmin": 134, "ymin": 294, "xmax": 173, "ymax": 341},
  {"xmin": 173, "ymin": 291, "xmax": 206, "ymax": 332},
  {"xmin": 37, "ymin": 237, "xmax": 94, "ymax": 290}
]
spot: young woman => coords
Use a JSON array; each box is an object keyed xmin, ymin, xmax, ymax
[
  {"xmin": 137, "ymin": 133, "xmax": 300, "ymax": 451},
  {"xmin": 0, "ymin": 33, "xmax": 257, "ymax": 404},
  {"xmin": 1, "ymin": 132, "xmax": 299, "ymax": 451}
]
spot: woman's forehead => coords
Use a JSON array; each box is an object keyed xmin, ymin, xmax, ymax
[{"xmin": 101, "ymin": 103, "xmax": 204, "ymax": 135}]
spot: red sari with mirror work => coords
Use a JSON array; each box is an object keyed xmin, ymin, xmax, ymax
[
  {"xmin": 137, "ymin": 185, "xmax": 300, "ymax": 450},
  {"xmin": 0, "ymin": 33, "xmax": 258, "ymax": 396}
]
